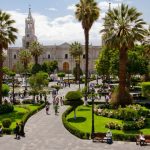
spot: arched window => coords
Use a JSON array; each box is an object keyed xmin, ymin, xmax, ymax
[
  {"xmin": 14, "ymin": 54, "xmax": 16, "ymax": 59},
  {"xmin": 65, "ymin": 54, "xmax": 68, "ymax": 59},
  {"xmin": 83, "ymin": 54, "xmax": 85, "ymax": 59},
  {"xmin": 48, "ymin": 54, "xmax": 50, "ymax": 59}
]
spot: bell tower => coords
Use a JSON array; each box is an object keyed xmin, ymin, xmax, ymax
[{"xmin": 22, "ymin": 6, "xmax": 37, "ymax": 48}]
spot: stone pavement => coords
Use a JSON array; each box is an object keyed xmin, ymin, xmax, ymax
[{"xmin": 0, "ymin": 83, "xmax": 149, "ymax": 150}]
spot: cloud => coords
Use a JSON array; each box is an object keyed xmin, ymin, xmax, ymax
[
  {"xmin": 67, "ymin": 4, "xmax": 76, "ymax": 11},
  {"xmin": 5, "ymin": 10, "xmax": 103, "ymax": 47},
  {"xmin": 46, "ymin": 8, "xmax": 57, "ymax": 11}
]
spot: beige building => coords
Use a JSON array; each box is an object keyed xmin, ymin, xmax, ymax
[{"xmin": 4, "ymin": 8, "xmax": 101, "ymax": 73}]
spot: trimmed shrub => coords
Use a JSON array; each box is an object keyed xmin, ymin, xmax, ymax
[
  {"xmin": 105, "ymin": 122, "xmax": 122, "ymax": 130},
  {"xmin": 2, "ymin": 128, "xmax": 12, "ymax": 134},
  {"xmin": 51, "ymin": 85, "xmax": 61, "ymax": 91},
  {"xmin": 0, "ymin": 104, "xmax": 14, "ymax": 114},
  {"xmin": 141, "ymin": 82, "xmax": 150, "ymax": 99},
  {"xmin": 2, "ymin": 84, "xmax": 10, "ymax": 97},
  {"xmin": 65, "ymin": 91, "xmax": 82, "ymax": 101},
  {"xmin": 2, "ymin": 118, "xmax": 12, "ymax": 128},
  {"xmin": 62, "ymin": 107, "xmax": 90, "ymax": 139}
]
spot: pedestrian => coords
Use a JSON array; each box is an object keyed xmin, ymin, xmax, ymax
[
  {"xmin": 45, "ymin": 103, "xmax": 50, "ymax": 115},
  {"xmin": 54, "ymin": 103, "xmax": 59, "ymax": 115},
  {"xmin": 60, "ymin": 97, "xmax": 63, "ymax": 106},
  {"xmin": 15, "ymin": 123, "xmax": 20, "ymax": 139},
  {"xmin": 105, "ymin": 94, "xmax": 109, "ymax": 104},
  {"xmin": 20, "ymin": 121, "xmax": 25, "ymax": 137},
  {"xmin": 0, "ymin": 125, "xmax": 3, "ymax": 137},
  {"xmin": 106, "ymin": 130, "xmax": 113, "ymax": 144},
  {"xmin": 55, "ymin": 97, "xmax": 59, "ymax": 105}
]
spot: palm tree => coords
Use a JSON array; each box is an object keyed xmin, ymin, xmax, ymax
[
  {"xmin": 101, "ymin": 4, "xmax": 147, "ymax": 106},
  {"xmin": 69, "ymin": 42, "xmax": 83, "ymax": 88},
  {"xmin": 19, "ymin": 49, "xmax": 32, "ymax": 90},
  {"xmin": 0, "ymin": 11, "xmax": 18, "ymax": 104},
  {"xmin": 75, "ymin": 0, "xmax": 100, "ymax": 102},
  {"xmin": 29, "ymin": 41, "xmax": 43, "ymax": 64}
]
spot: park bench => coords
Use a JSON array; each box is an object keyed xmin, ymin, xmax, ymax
[
  {"xmin": 136, "ymin": 135, "xmax": 150, "ymax": 145},
  {"xmin": 92, "ymin": 133, "xmax": 106, "ymax": 142}
]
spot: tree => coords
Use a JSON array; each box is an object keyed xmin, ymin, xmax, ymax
[
  {"xmin": 29, "ymin": 71, "xmax": 49, "ymax": 102},
  {"xmin": 2, "ymin": 84, "xmax": 10, "ymax": 98},
  {"xmin": 75, "ymin": 0, "xmax": 100, "ymax": 102},
  {"xmin": 29, "ymin": 41, "xmax": 43, "ymax": 64},
  {"xmin": 42, "ymin": 60, "xmax": 58, "ymax": 75},
  {"xmin": 69, "ymin": 42, "xmax": 83, "ymax": 84},
  {"xmin": 0, "ymin": 11, "xmax": 18, "ymax": 104},
  {"xmin": 64, "ymin": 91, "xmax": 83, "ymax": 120},
  {"xmin": 57, "ymin": 72, "xmax": 65, "ymax": 81},
  {"xmin": 101, "ymin": 4, "xmax": 147, "ymax": 107},
  {"xmin": 95, "ymin": 47, "xmax": 111, "ymax": 80},
  {"xmin": 19, "ymin": 49, "xmax": 32, "ymax": 90}
]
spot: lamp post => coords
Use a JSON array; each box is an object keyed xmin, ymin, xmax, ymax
[{"xmin": 90, "ymin": 87, "xmax": 95, "ymax": 138}]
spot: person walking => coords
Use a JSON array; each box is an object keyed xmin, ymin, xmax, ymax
[
  {"xmin": 20, "ymin": 121, "xmax": 25, "ymax": 137},
  {"xmin": 60, "ymin": 97, "xmax": 63, "ymax": 106},
  {"xmin": 0, "ymin": 125, "xmax": 3, "ymax": 137},
  {"xmin": 15, "ymin": 123, "xmax": 20, "ymax": 140},
  {"xmin": 45, "ymin": 103, "xmax": 50, "ymax": 115}
]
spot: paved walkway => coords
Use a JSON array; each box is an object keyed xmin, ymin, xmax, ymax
[{"xmin": 0, "ymin": 83, "xmax": 149, "ymax": 150}]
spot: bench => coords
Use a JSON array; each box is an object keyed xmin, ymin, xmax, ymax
[
  {"xmin": 92, "ymin": 133, "xmax": 106, "ymax": 142},
  {"xmin": 136, "ymin": 135, "xmax": 150, "ymax": 145}
]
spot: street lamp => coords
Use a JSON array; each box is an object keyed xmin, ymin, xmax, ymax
[{"xmin": 90, "ymin": 87, "xmax": 95, "ymax": 138}]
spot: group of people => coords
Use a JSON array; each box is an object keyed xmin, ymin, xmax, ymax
[
  {"xmin": 14, "ymin": 122, "xmax": 25, "ymax": 140},
  {"xmin": 45, "ymin": 96, "xmax": 64, "ymax": 115}
]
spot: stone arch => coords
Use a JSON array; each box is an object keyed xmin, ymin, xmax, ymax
[{"xmin": 63, "ymin": 62, "xmax": 69, "ymax": 72}]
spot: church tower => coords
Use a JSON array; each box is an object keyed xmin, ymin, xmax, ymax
[{"xmin": 22, "ymin": 7, "xmax": 37, "ymax": 48}]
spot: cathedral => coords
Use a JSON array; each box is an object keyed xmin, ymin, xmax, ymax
[{"xmin": 4, "ymin": 8, "xmax": 101, "ymax": 73}]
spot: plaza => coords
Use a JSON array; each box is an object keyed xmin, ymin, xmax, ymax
[{"xmin": 0, "ymin": 0, "xmax": 150, "ymax": 150}]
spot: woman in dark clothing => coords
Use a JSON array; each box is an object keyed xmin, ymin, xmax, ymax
[
  {"xmin": 15, "ymin": 123, "xmax": 20, "ymax": 139},
  {"xmin": 20, "ymin": 121, "xmax": 25, "ymax": 137}
]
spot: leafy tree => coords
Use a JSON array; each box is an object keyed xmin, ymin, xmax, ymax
[
  {"xmin": 29, "ymin": 71, "xmax": 49, "ymax": 102},
  {"xmin": 2, "ymin": 84, "xmax": 10, "ymax": 97},
  {"xmin": 101, "ymin": 4, "xmax": 147, "ymax": 107},
  {"xmin": 29, "ymin": 41, "xmax": 43, "ymax": 64},
  {"xmin": 31, "ymin": 64, "xmax": 42, "ymax": 74},
  {"xmin": 42, "ymin": 60, "xmax": 58, "ymax": 75},
  {"xmin": 64, "ymin": 91, "xmax": 83, "ymax": 120},
  {"xmin": 57, "ymin": 72, "xmax": 65, "ymax": 81},
  {"xmin": 75, "ymin": 0, "xmax": 100, "ymax": 102},
  {"xmin": 69, "ymin": 42, "xmax": 83, "ymax": 82},
  {"xmin": 0, "ymin": 11, "xmax": 18, "ymax": 104},
  {"xmin": 95, "ymin": 47, "xmax": 111, "ymax": 80}
]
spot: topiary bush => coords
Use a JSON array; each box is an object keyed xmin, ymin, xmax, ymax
[
  {"xmin": 65, "ymin": 91, "xmax": 83, "ymax": 120},
  {"xmin": 2, "ymin": 118, "xmax": 12, "ymax": 128},
  {"xmin": 0, "ymin": 104, "xmax": 14, "ymax": 114}
]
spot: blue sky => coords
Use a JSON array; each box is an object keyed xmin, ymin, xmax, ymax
[{"xmin": 0, "ymin": 0, "xmax": 149, "ymax": 46}]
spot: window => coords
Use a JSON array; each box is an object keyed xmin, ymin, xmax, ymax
[
  {"xmin": 83, "ymin": 54, "xmax": 85, "ymax": 59},
  {"xmin": 48, "ymin": 54, "xmax": 50, "ymax": 59},
  {"xmin": 14, "ymin": 54, "xmax": 16, "ymax": 59},
  {"xmin": 27, "ymin": 34, "xmax": 29, "ymax": 37},
  {"xmin": 26, "ymin": 42, "xmax": 29, "ymax": 48},
  {"xmin": 65, "ymin": 54, "xmax": 68, "ymax": 59}
]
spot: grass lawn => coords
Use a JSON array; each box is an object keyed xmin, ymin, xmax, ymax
[
  {"xmin": 67, "ymin": 105, "xmax": 150, "ymax": 135},
  {"xmin": 0, "ymin": 104, "xmax": 41, "ymax": 129}
]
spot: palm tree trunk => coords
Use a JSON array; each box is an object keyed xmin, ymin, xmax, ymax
[
  {"xmin": 35, "ymin": 56, "xmax": 38, "ymax": 64},
  {"xmin": 118, "ymin": 47, "xmax": 128, "ymax": 106},
  {"xmin": 84, "ymin": 29, "xmax": 89, "ymax": 104},
  {"xmin": 0, "ymin": 46, "xmax": 3, "ymax": 104}
]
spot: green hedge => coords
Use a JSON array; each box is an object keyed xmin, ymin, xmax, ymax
[
  {"xmin": 62, "ymin": 107, "xmax": 90, "ymax": 139},
  {"xmin": 22, "ymin": 103, "xmax": 45, "ymax": 126},
  {"xmin": 141, "ymin": 82, "xmax": 150, "ymax": 99},
  {"xmin": 62, "ymin": 106, "xmax": 140, "ymax": 141}
]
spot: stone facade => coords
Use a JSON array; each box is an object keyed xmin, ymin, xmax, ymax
[{"xmin": 4, "ymin": 8, "xmax": 101, "ymax": 73}]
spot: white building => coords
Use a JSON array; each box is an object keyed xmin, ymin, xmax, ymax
[{"xmin": 4, "ymin": 8, "xmax": 101, "ymax": 73}]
